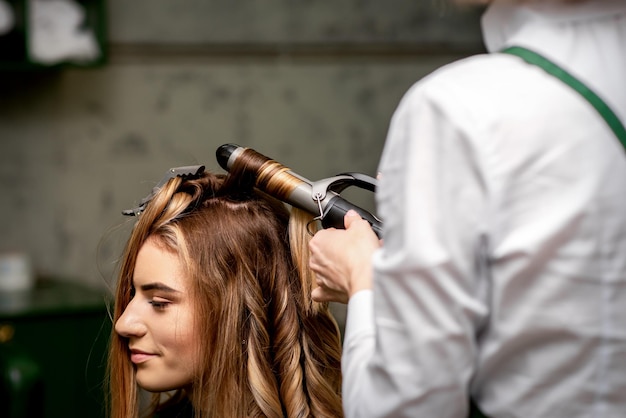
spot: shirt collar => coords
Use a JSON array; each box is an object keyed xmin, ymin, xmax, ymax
[{"xmin": 481, "ymin": 0, "xmax": 626, "ymax": 53}]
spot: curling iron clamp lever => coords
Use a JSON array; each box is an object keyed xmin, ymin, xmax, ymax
[
  {"xmin": 310, "ymin": 172, "xmax": 379, "ymax": 222},
  {"xmin": 311, "ymin": 174, "xmax": 355, "ymax": 220},
  {"xmin": 310, "ymin": 172, "xmax": 377, "ymax": 202}
]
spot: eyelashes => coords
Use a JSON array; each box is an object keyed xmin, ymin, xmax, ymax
[
  {"xmin": 148, "ymin": 299, "xmax": 171, "ymax": 310},
  {"xmin": 129, "ymin": 284, "xmax": 175, "ymax": 311}
]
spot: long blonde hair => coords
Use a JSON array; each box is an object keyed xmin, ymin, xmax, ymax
[{"xmin": 108, "ymin": 160, "xmax": 343, "ymax": 417}]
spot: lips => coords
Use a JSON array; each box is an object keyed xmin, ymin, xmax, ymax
[{"xmin": 129, "ymin": 348, "xmax": 157, "ymax": 364}]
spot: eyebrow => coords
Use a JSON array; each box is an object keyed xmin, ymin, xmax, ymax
[{"xmin": 139, "ymin": 282, "xmax": 181, "ymax": 293}]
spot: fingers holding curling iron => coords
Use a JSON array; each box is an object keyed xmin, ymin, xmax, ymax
[{"xmin": 308, "ymin": 210, "xmax": 380, "ymax": 303}]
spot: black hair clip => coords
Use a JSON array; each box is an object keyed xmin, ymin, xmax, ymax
[{"xmin": 122, "ymin": 165, "xmax": 206, "ymax": 216}]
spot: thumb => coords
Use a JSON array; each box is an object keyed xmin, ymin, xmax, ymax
[{"xmin": 344, "ymin": 209, "xmax": 363, "ymax": 229}]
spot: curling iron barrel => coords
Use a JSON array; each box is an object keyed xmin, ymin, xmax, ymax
[{"xmin": 216, "ymin": 144, "xmax": 383, "ymax": 238}]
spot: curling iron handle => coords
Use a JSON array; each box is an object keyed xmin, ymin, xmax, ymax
[{"xmin": 322, "ymin": 195, "xmax": 383, "ymax": 238}]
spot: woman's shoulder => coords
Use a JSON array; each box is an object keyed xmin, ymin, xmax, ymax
[{"xmin": 152, "ymin": 398, "xmax": 194, "ymax": 418}]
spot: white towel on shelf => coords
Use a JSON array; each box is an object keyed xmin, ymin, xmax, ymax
[
  {"xmin": 0, "ymin": 0, "xmax": 15, "ymax": 36},
  {"xmin": 29, "ymin": 0, "xmax": 100, "ymax": 65}
]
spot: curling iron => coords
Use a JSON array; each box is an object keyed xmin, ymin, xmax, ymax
[{"xmin": 216, "ymin": 144, "xmax": 383, "ymax": 238}]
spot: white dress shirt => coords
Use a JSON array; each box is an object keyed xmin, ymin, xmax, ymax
[{"xmin": 342, "ymin": 1, "xmax": 626, "ymax": 417}]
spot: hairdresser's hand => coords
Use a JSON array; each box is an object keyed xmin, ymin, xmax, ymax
[{"xmin": 309, "ymin": 210, "xmax": 380, "ymax": 304}]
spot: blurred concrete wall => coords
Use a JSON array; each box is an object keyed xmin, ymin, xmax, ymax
[{"xmin": 0, "ymin": 0, "xmax": 485, "ymax": 291}]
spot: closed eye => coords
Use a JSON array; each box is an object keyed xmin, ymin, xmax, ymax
[{"xmin": 148, "ymin": 298, "xmax": 171, "ymax": 311}]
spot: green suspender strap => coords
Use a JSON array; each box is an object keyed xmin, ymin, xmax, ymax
[{"xmin": 501, "ymin": 46, "xmax": 626, "ymax": 151}]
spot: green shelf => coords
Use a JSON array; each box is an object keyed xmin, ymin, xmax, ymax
[{"xmin": 0, "ymin": 279, "xmax": 112, "ymax": 418}]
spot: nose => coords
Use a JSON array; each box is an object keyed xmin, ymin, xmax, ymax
[{"xmin": 114, "ymin": 299, "xmax": 147, "ymax": 338}]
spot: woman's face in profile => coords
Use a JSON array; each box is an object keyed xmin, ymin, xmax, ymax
[{"xmin": 115, "ymin": 237, "xmax": 199, "ymax": 392}]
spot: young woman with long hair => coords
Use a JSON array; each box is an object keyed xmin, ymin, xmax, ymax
[{"xmin": 108, "ymin": 155, "xmax": 343, "ymax": 418}]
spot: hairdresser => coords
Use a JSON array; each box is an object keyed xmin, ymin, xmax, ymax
[{"xmin": 308, "ymin": 0, "xmax": 626, "ymax": 416}]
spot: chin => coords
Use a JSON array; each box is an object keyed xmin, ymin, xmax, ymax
[{"xmin": 136, "ymin": 373, "xmax": 193, "ymax": 393}]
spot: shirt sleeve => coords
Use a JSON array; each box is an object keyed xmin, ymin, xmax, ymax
[
  {"xmin": 342, "ymin": 289, "xmax": 376, "ymax": 405},
  {"xmin": 341, "ymin": 77, "xmax": 492, "ymax": 418}
]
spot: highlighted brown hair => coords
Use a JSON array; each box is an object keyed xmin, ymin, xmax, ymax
[{"xmin": 108, "ymin": 158, "xmax": 343, "ymax": 418}]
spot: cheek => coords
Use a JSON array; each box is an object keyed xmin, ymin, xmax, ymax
[
  {"xmin": 178, "ymin": 320, "xmax": 199, "ymax": 361},
  {"xmin": 163, "ymin": 311, "xmax": 200, "ymax": 365}
]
